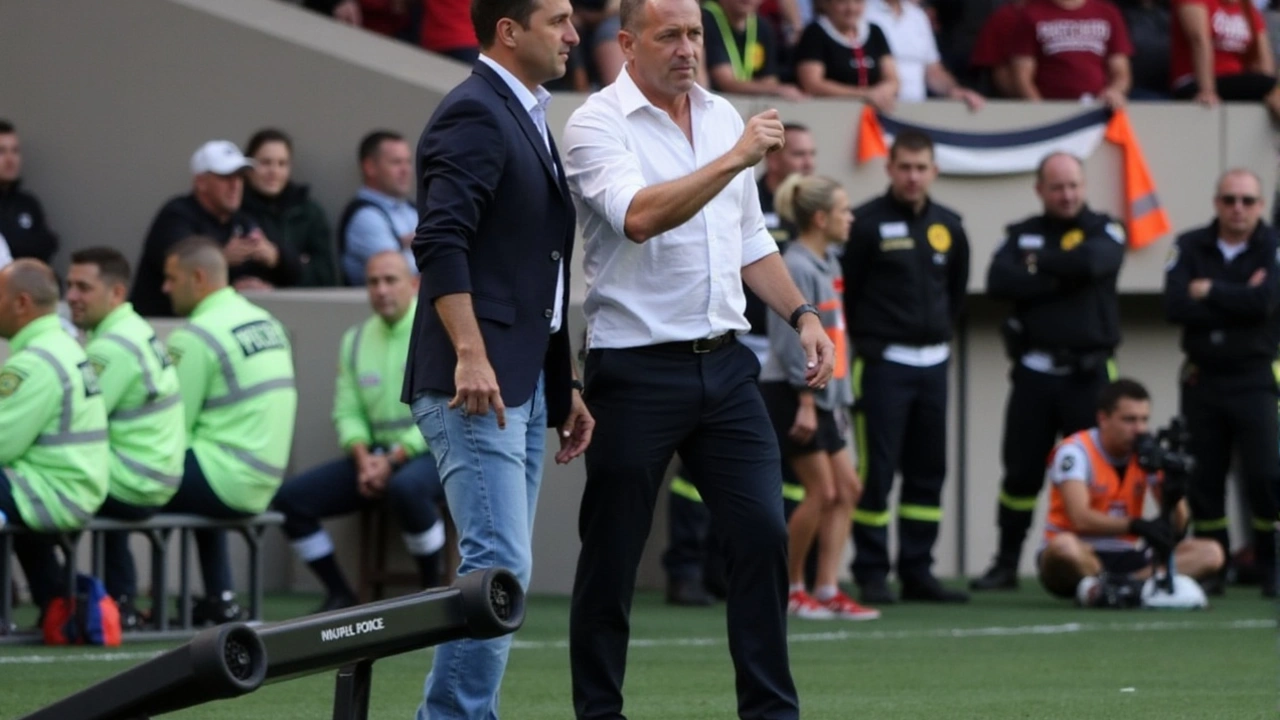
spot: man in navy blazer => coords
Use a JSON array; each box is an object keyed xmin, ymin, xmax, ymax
[{"xmin": 403, "ymin": 0, "xmax": 592, "ymax": 717}]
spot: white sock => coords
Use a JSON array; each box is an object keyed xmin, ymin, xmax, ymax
[
  {"xmin": 789, "ymin": 582, "xmax": 806, "ymax": 594},
  {"xmin": 814, "ymin": 585, "xmax": 838, "ymax": 602},
  {"xmin": 403, "ymin": 520, "xmax": 446, "ymax": 556},
  {"xmin": 291, "ymin": 531, "xmax": 335, "ymax": 562}
]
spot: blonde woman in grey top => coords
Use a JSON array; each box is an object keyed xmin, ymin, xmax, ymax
[{"xmin": 759, "ymin": 173, "xmax": 880, "ymax": 621}]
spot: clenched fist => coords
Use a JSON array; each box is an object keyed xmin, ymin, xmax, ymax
[{"xmin": 732, "ymin": 109, "xmax": 786, "ymax": 169}]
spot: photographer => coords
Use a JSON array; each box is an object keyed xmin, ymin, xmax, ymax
[{"xmin": 1036, "ymin": 379, "xmax": 1224, "ymax": 604}]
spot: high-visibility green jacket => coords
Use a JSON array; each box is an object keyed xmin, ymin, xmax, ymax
[{"xmin": 334, "ymin": 301, "xmax": 426, "ymax": 457}]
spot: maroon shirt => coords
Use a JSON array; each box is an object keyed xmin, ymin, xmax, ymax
[{"xmin": 1010, "ymin": 0, "xmax": 1133, "ymax": 99}]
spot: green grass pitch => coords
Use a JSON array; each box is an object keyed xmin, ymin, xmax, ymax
[{"xmin": 1, "ymin": 583, "xmax": 1275, "ymax": 719}]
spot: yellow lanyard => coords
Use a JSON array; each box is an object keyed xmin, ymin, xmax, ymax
[{"xmin": 703, "ymin": 2, "xmax": 758, "ymax": 81}]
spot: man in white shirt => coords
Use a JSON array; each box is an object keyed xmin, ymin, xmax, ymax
[
  {"xmin": 562, "ymin": 0, "xmax": 834, "ymax": 717},
  {"xmin": 866, "ymin": 0, "xmax": 984, "ymax": 109}
]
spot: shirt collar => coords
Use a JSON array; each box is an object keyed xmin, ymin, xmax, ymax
[
  {"xmin": 615, "ymin": 63, "xmax": 715, "ymax": 117},
  {"xmin": 817, "ymin": 14, "xmax": 871, "ymax": 48},
  {"xmin": 90, "ymin": 302, "xmax": 135, "ymax": 339},
  {"xmin": 356, "ymin": 186, "xmax": 411, "ymax": 209},
  {"xmin": 478, "ymin": 54, "xmax": 552, "ymax": 117},
  {"xmin": 9, "ymin": 314, "xmax": 62, "ymax": 353},
  {"xmin": 191, "ymin": 287, "xmax": 239, "ymax": 319}
]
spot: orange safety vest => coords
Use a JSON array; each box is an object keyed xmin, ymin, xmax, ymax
[{"xmin": 1043, "ymin": 430, "xmax": 1151, "ymax": 546}]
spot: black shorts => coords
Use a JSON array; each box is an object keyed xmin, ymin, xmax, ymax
[{"xmin": 759, "ymin": 381, "xmax": 847, "ymax": 457}]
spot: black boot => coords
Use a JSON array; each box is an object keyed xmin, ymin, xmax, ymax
[
  {"xmin": 969, "ymin": 561, "xmax": 1019, "ymax": 591},
  {"xmin": 901, "ymin": 574, "xmax": 970, "ymax": 603}
]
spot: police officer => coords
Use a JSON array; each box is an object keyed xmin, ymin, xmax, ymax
[
  {"xmin": 65, "ymin": 247, "xmax": 185, "ymax": 626},
  {"xmin": 273, "ymin": 251, "xmax": 446, "ymax": 612},
  {"xmin": 1165, "ymin": 168, "xmax": 1280, "ymax": 597},
  {"xmin": 0, "ymin": 259, "xmax": 108, "ymax": 616},
  {"xmin": 971, "ymin": 152, "xmax": 1125, "ymax": 591},
  {"xmin": 843, "ymin": 130, "xmax": 971, "ymax": 604},
  {"xmin": 154, "ymin": 235, "xmax": 297, "ymax": 625}
]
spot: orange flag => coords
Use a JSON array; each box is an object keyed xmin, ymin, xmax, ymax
[
  {"xmin": 855, "ymin": 104, "xmax": 887, "ymax": 165},
  {"xmin": 1103, "ymin": 109, "xmax": 1171, "ymax": 250}
]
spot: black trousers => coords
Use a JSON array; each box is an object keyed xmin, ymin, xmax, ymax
[
  {"xmin": 571, "ymin": 341, "xmax": 798, "ymax": 720},
  {"xmin": 993, "ymin": 363, "xmax": 1111, "ymax": 568},
  {"xmin": 850, "ymin": 357, "xmax": 948, "ymax": 586},
  {"xmin": 1181, "ymin": 375, "xmax": 1279, "ymax": 573},
  {"xmin": 272, "ymin": 455, "xmax": 442, "ymax": 541},
  {"xmin": 97, "ymin": 497, "xmax": 156, "ymax": 600},
  {"xmin": 155, "ymin": 450, "xmax": 252, "ymax": 599},
  {"xmin": 0, "ymin": 471, "xmax": 61, "ymax": 609}
]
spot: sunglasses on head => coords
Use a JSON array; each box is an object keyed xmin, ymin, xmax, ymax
[{"xmin": 1217, "ymin": 194, "xmax": 1259, "ymax": 207}]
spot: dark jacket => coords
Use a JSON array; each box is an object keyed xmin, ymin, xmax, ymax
[
  {"xmin": 841, "ymin": 191, "xmax": 971, "ymax": 356},
  {"xmin": 241, "ymin": 183, "xmax": 338, "ymax": 287},
  {"xmin": 130, "ymin": 194, "xmax": 301, "ymax": 317},
  {"xmin": 402, "ymin": 61, "xmax": 575, "ymax": 428},
  {"xmin": 1164, "ymin": 219, "xmax": 1280, "ymax": 382},
  {"xmin": 987, "ymin": 206, "xmax": 1125, "ymax": 356},
  {"xmin": 0, "ymin": 180, "xmax": 58, "ymax": 264}
]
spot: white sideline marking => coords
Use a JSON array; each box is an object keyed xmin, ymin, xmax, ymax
[{"xmin": 0, "ymin": 618, "xmax": 1271, "ymax": 664}]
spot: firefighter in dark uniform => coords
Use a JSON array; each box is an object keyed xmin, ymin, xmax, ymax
[
  {"xmin": 844, "ymin": 130, "xmax": 971, "ymax": 604},
  {"xmin": 1165, "ymin": 168, "xmax": 1280, "ymax": 597},
  {"xmin": 971, "ymin": 152, "xmax": 1125, "ymax": 591}
]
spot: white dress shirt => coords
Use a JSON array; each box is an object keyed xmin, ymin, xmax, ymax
[
  {"xmin": 477, "ymin": 54, "xmax": 565, "ymax": 335},
  {"xmin": 562, "ymin": 66, "xmax": 777, "ymax": 349},
  {"xmin": 865, "ymin": 0, "xmax": 940, "ymax": 102}
]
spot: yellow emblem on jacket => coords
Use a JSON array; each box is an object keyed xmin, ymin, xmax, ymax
[
  {"xmin": 1061, "ymin": 229, "xmax": 1084, "ymax": 251},
  {"xmin": 927, "ymin": 224, "xmax": 951, "ymax": 253}
]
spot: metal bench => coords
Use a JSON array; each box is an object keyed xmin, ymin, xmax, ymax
[{"xmin": 0, "ymin": 512, "xmax": 284, "ymax": 644}]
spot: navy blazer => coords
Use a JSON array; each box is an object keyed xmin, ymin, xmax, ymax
[{"xmin": 403, "ymin": 61, "xmax": 576, "ymax": 428}]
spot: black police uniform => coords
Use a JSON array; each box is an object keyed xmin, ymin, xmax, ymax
[
  {"xmin": 973, "ymin": 206, "xmax": 1125, "ymax": 589},
  {"xmin": 1165, "ymin": 219, "xmax": 1280, "ymax": 595},
  {"xmin": 843, "ymin": 190, "xmax": 970, "ymax": 602},
  {"xmin": 0, "ymin": 180, "xmax": 58, "ymax": 264}
]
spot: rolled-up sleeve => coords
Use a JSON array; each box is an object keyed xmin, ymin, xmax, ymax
[
  {"xmin": 412, "ymin": 99, "xmax": 507, "ymax": 300},
  {"xmin": 563, "ymin": 105, "xmax": 648, "ymax": 239},
  {"xmin": 739, "ymin": 171, "xmax": 777, "ymax": 267}
]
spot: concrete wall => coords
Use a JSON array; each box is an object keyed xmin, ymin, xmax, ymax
[{"xmin": 0, "ymin": 0, "xmax": 1271, "ymax": 597}]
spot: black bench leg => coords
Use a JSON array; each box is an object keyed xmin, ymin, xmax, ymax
[
  {"xmin": 179, "ymin": 529, "xmax": 193, "ymax": 630},
  {"xmin": 57, "ymin": 533, "xmax": 78, "ymax": 613},
  {"xmin": 147, "ymin": 529, "xmax": 170, "ymax": 632},
  {"xmin": 240, "ymin": 527, "xmax": 264, "ymax": 623},
  {"xmin": 1, "ymin": 534, "xmax": 13, "ymax": 634},
  {"xmin": 332, "ymin": 660, "xmax": 373, "ymax": 720}
]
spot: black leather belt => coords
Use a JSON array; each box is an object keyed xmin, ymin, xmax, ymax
[{"xmin": 650, "ymin": 332, "xmax": 736, "ymax": 354}]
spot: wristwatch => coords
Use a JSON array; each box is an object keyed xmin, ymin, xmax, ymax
[
  {"xmin": 789, "ymin": 303, "xmax": 820, "ymax": 332},
  {"xmin": 571, "ymin": 378, "xmax": 584, "ymax": 392}
]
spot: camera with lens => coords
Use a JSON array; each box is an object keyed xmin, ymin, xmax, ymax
[{"xmin": 1134, "ymin": 417, "xmax": 1196, "ymax": 477}]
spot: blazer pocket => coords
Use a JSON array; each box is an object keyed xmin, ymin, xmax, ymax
[{"xmin": 472, "ymin": 294, "xmax": 517, "ymax": 327}]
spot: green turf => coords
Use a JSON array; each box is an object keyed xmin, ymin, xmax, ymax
[{"xmin": 1, "ymin": 583, "xmax": 1276, "ymax": 719}]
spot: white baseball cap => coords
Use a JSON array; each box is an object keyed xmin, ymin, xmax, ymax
[{"xmin": 190, "ymin": 140, "xmax": 254, "ymax": 176}]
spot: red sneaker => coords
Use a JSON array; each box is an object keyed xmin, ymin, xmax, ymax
[
  {"xmin": 788, "ymin": 590, "xmax": 836, "ymax": 620},
  {"xmin": 822, "ymin": 591, "xmax": 881, "ymax": 620}
]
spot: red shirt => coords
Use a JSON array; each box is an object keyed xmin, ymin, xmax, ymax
[
  {"xmin": 1010, "ymin": 0, "xmax": 1133, "ymax": 99},
  {"xmin": 971, "ymin": 3, "xmax": 1025, "ymax": 69},
  {"xmin": 1169, "ymin": 0, "xmax": 1264, "ymax": 88},
  {"xmin": 420, "ymin": 0, "xmax": 478, "ymax": 52}
]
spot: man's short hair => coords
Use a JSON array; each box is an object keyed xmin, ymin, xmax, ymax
[
  {"xmin": 0, "ymin": 120, "xmax": 13, "ymax": 135},
  {"xmin": 889, "ymin": 130, "xmax": 934, "ymax": 161},
  {"xmin": 619, "ymin": 0, "xmax": 647, "ymax": 32},
  {"xmin": 1098, "ymin": 378, "xmax": 1150, "ymax": 414},
  {"xmin": 1035, "ymin": 152, "xmax": 1084, "ymax": 184},
  {"xmin": 358, "ymin": 130, "xmax": 404, "ymax": 164},
  {"xmin": 4, "ymin": 259, "xmax": 59, "ymax": 310},
  {"xmin": 70, "ymin": 247, "xmax": 132, "ymax": 287},
  {"xmin": 471, "ymin": 0, "xmax": 539, "ymax": 48},
  {"xmin": 168, "ymin": 235, "xmax": 228, "ymax": 279},
  {"xmin": 782, "ymin": 122, "xmax": 810, "ymax": 134}
]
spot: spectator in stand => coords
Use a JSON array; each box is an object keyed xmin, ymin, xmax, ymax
[
  {"xmin": 867, "ymin": 0, "xmax": 985, "ymax": 108},
  {"xmin": 969, "ymin": 0, "xmax": 1024, "ymax": 97},
  {"xmin": 130, "ymin": 141, "xmax": 300, "ymax": 317},
  {"xmin": 421, "ymin": 0, "xmax": 480, "ymax": 62},
  {"xmin": 0, "ymin": 121, "xmax": 59, "ymax": 265},
  {"xmin": 305, "ymin": 0, "xmax": 364, "ymax": 25},
  {"xmin": 795, "ymin": 0, "xmax": 899, "ymax": 109},
  {"xmin": 241, "ymin": 129, "xmax": 339, "ymax": 287},
  {"xmin": 703, "ymin": 0, "xmax": 806, "ymax": 99},
  {"xmin": 304, "ymin": 0, "xmax": 415, "ymax": 40},
  {"xmin": 338, "ymin": 131, "xmax": 416, "ymax": 285},
  {"xmin": 1010, "ymin": 0, "xmax": 1133, "ymax": 106},
  {"xmin": 1170, "ymin": 0, "xmax": 1280, "ymax": 117},
  {"xmin": 759, "ymin": 124, "xmax": 818, "ymax": 245},
  {"xmin": 1117, "ymin": 0, "xmax": 1172, "ymax": 100},
  {"xmin": 575, "ymin": 0, "xmax": 626, "ymax": 85}
]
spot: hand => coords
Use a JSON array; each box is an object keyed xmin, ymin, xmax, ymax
[
  {"xmin": 797, "ymin": 315, "xmax": 835, "ymax": 388},
  {"xmin": 1188, "ymin": 278, "xmax": 1212, "ymax": 300},
  {"xmin": 1249, "ymin": 268, "xmax": 1267, "ymax": 287},
  {"xmin": 249, "ymin": 232, "xmax": 280, "ymax": 268},
  {"xmin": 1098, "ymin": 87, "xmax": 1127, "ymax": 109},
  {"xmin": 867, "ymin": 84, "xmax": 897, "ymax": 113},
  {"xmin": 732, "ymin": 109, "xmax": 786, "ymax": 169},
  {"xmin": 951, "ymin": 87, "xmax": 985, "ymax": 112},
  {"xmin": 1193, "ymin": 89, "xmax": 1221, "ymax": 107},
  {"xmin": 775, "ymin": 84, "xmax": 807, "ymax": 103},
  {"xmin": 788, "ymin": 403, "xmax": 818, "ymax": 445},
  {"xmin": 451, "ymin": 354, "xmax": 506, "ymax": 428},
  {"xmin": 1129, "ymin": 517, "xmax": 1176, "ymax": 555},
  {"xmin": 555, "ymin": 389, "xmax": 595, "ymax": 464},
  {"xmin": 333, "ymin": 0, "xmax": 362, "ymax": 25},
  {"xmin": 233, "ymin": 276, "xmax": 274, "ymax": 292},
  {"xmin": 357, "ymin": 455, "xmax": 392, "ymax": 498},
  {"xmin": 224, "ymin": 235, "xmax": 256, "ymax": 266}
]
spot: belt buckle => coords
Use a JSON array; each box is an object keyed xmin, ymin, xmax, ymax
[{"xmin": 692, "ymin": 337, "xmax": 714, "ymax": 354}]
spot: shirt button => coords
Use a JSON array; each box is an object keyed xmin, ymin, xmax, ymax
[
  {"xmin": 550, "ymin": 250, "xmax": 562, "ymax": 261},
  {"xmin": 544, "ymin": 308, "xmax": 553, "ymax": 318}
]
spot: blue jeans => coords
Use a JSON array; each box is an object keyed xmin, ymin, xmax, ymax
[{"xmin": 411, "ymin": 373, "xmax": 546, "ymax": 720}]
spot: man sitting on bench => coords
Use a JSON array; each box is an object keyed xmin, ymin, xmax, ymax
[
  {"xmin": 66, "ymin": 247, "xmax": 186, "ymax": 628},
  {"xmin": 0, "ymin": 260, "xmax": 109, "ymax": 621},
  {"xmin": 149, "ymin": 236, "xmax": 298, "ymax": 626},
  {"xmin": 274, "ymin": 251, "xmax": 446, "ymax": 612}
]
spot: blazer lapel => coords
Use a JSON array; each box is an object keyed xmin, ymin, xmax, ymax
[
  {"xmin": 548, "ymin": 132, "xmax": 570, "ymax": 200},
  {"xmin": 504, "ymin": 94, "xmax": 562, "ymax": 196}
]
